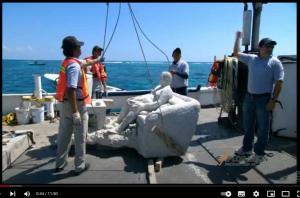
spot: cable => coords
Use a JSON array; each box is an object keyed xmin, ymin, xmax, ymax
[
  {"xmin": 102, "ymin": 3, "xmax": 109, "ymax": 52},
  {"xmin": 128, "ymin": 3, "xmax": 153, "ymax": 86},
  {"xmin": 89, "ymin": 3, "xmax": 120, "ymax": 135},
  {"xmin": 128, "ymin": 3, "xmax": 170, "ymax": 64},
  {"xmin": 103, "ymin": 3, "xmax": 122, "ymax": 57},
  {"xmin": 128, "ymin": 3, "xmax": 165, "ymax": 132}
]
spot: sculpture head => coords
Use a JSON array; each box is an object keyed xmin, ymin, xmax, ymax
[{"xmin": 160, "ymin": 71, "xmax": 172, "ymax": 87}]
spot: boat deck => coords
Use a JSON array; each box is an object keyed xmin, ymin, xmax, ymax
[{"xmin": 2, "ymin": 107, "xmax": 297, "ymax": 184}]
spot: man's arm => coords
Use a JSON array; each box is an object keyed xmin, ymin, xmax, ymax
[
  {"xmin": 266, "ymin": 80, "xmax": 283, "ymax": 111},
  {"xmin": 67, "ymin": 88, "xmax": 78, "ymax": 113},
  {"xmin": 233, "ymin": 31, "xmax": 253, "ymax": 65},
  {"xmin": 272, "ymin": 80, "xmax": 283, "ymax": 100},
  {"xmin": 81, "ymin": 58, "xmax": 101, "ymax": 68},
  {"xmin": 173, "ymin": 62, "xmax": 189, "ymax": 79},
  {"xmin": 272, "ymin": 60, "xmax": 284, "ymax": 100},
  {"xmin": 66, "ymin": 63, "xmax": 80, "ymax": 114},
  {"xmin": 174, "ymin": 71, "xmax": 188, "ymax": 79},
  {"xmin": 233, "ymin": 31, "xmax": 242, "ymax": 59}
]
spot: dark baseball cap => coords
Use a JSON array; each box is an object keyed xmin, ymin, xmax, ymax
[
  {"xmin": 259, "ymin": 38, "xmax": 277, "ymax": 47},
  {"xmin": 173, "ymin": 48, "xmax": 181, "ymax": 54},
  {"xmin": 61, "ymin": 36, "xmax": 84, "ymax": 49},
  {"xmin": 92, "ymin": 45, "xmax": 103, "ymax": 52}
]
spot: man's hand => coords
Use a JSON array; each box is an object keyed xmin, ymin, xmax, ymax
[
  {"xmin": 96, "ymin": 57, "xmax": 101, "ymax": 62},
  {"xmin": 233, "ymin": 31, "xmax": 243, "ymax": 58},
  {"xmin": 236, "ymin": 31, "xmax": 243, "ymax": 39},
  {"xmin": 170, "ymin": 70, "xmax": 176, "ymax": 75},
  {"xmin": 103, "ymin": 91, "xmax": 108, "ymax": 97},
  {"xmin": 266, "ymin": 100, "xmax": 276, "ymax": 111},
  {"xmin": 72, "ymin": 112, "xmax": 81, "ymax": 125}
]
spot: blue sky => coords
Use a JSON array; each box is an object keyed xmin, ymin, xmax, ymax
[{"xmin": 2, "ymin": 3, "xmax": 296, "ymax": 61}]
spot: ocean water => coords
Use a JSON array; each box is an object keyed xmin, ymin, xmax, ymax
[{"xmin": 2, "ymin": 59, "xmax": 212, "ymax": 94}]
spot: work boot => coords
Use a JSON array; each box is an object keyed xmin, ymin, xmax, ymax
[
  {"xmin": 246, "ymin": 154, "xmax": 265, "ymax": 165},
  {"xmin": 55, "ymin": 162, "xmax": 68, "ymax": 173},
  {"xmin": 234, "ymin": 147, "xmax": 253, "ymax": 156},
  {"xmin": 74, "ymin": 163, "xmax": 90, "ymax": 176}
]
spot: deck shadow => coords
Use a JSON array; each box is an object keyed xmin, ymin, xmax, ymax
[
  {"xmin": 262, "ymin": 165, "xmax": 297, "ymax": 181},
  {"xmin": 85, "ymin": 145, "xmax": 147, "ymax": 174},
  {"xmin": 3, "ymin": 157, "xmax": 75, "ymax": 184},
  {"xmin": 183, "ymin": 161, "xmax": 250, "ymax": 184},
  {"xmin": 191, "ymin": 121, "xmax": 242, "ymax": 146}
]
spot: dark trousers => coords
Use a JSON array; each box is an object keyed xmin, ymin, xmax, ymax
[
  {"xmin": 172, "ymin": 86, "xmax": 187, "ymax": 96},
  {"xmin": 242, "ymin": 93, "xmax": 271, "ymax": 155}
]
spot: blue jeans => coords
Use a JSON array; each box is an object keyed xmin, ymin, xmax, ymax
[{"xmin": 242, "ymin": 93, "xmax": 271, "ymax": 155}]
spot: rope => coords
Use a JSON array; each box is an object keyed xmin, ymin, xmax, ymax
[
  {"xmin": 2, "ymin": 113, "xmax": 17, "ymax": 125},
  {"xmin": 219, "ymin": 57, "xmax": 245, "ymax": 134},
  {"xmin": 102, "ymin": 3, "xmax": 109, "ymax": 51},
  {"xmin": 103, "ymin": 3, "xmax": 122, "ymax": 57},
  {"xmin": 220, "ymin": 57, "xmax": 236, "ymax": 113},
  {"xmin": 152, "ymin": 126, "xmax": 185, "ymax": 155},
  {"xmin": 127, "ymin": 3, "xmax": 165, "ymax": 132},
  {"xmin": 128, "ymin": 3, "xmax": 170, "ymax": 64},
  {"xmin": 128, "ymin": 3, "xmax": 153, "ymax": 86}
]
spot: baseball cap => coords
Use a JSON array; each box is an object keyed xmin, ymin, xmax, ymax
[
  {"xmin": 173, "ymin": 48, "xmax": 181, "ymax": 54},
  {"xmin": 259, "ymin": 38, "xmax": 277, "ymax": 47},
  {"xmin": 61, "ymin": 36, "xmax": 84, "ymax": 49},
  {"xmin": 92, "ymin": 45, "xmax": 103, "ymax": 52}
]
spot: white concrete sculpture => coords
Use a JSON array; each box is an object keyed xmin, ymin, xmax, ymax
[
  {"xmin": 87, "ymin": 71, "xmax": 201, "ymax": 158},
  {"xmin": 116, "ymin": 72, "xmax": 174, "ymax": 132}
]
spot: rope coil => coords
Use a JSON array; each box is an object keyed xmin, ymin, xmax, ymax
[{"xmin": 220, "ymin": 57, "xmax": 237, "ymax": 113}]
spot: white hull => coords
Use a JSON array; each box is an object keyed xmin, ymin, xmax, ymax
[{"xmin": 2, "ymin": 86, "xmax": 221, "ymax": 115}]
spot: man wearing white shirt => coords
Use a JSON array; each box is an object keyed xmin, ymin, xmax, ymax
[{"xmin": 168, "ymin": 48, "xmax": 189, "ymax": 96}]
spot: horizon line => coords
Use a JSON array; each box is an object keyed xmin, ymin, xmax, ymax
[{"xmin": 2, "ymin": 59, "xmax": 214, "ymax": 63}]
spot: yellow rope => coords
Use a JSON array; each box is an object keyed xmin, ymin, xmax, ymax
[
  {"xmin": 2, "ymin": 112, "xmax": 17, "ymax": 125},
  {"xmin": 22, "ymin": 96, "xmax": 54, "ymax": 103}
]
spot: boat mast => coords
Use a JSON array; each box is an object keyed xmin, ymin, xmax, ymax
[
  {"xmin": 242, "ymin": 2, "xmax": 251, "ymax": 53},
  {"xmin": 251, "ymin": 3, "xmax": 263, "ymax": 52}
]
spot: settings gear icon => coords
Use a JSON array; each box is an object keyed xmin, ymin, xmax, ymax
[{"xmin": 253, "ymin": 190, "xmax": 259, "ymax": 197}]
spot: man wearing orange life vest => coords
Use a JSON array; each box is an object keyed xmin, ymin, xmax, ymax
[
  {"xmin": 55, "ymin": 36, "xmax": 102, "ymax": 176},
  {"xmin": 84, "ymin": 46, "xmax": 108, "ymax": 98}
]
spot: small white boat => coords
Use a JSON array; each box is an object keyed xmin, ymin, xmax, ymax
[{"xmin": 43, "ymin": 73, "xmax": 123, "ymax": 92}]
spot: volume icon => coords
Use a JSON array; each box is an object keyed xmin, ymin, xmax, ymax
[{"xmin": 24, "ymin": 191, "xmax": 30, "ymax": 197}]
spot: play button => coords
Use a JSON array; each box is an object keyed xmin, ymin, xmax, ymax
[{"xmin": 10, "ymin": 191, "xmax": 16, "ymax": 197}]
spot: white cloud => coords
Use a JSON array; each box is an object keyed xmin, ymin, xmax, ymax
[
  {"xmin": 3, "ymin": 45, "xmax": 10, "ymax": 51},
  {"xmin": 12, "ymin": 45, "xmax": 34, "ymax": 52},
  {"xmin": 16, "ymin": 47, "xmax": 22, "ymax": 51},
  {"xmin": 27, "ymin": 45, "xmax": 33, "ymax": 51}
]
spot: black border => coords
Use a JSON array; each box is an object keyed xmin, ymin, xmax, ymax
[{"xmin": 1, "ymin": 0, "xmax": 299, "ymax": 196}]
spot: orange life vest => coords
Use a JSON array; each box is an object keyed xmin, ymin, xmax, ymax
[
  {"xmin": 99, "ymin": 63, "xmax": 107, "ymax": 80},
  {"xmin": 85, "ymin": 56, "xmax": 107, "ymax": 80},
  {"xmin": 55, "ymin": 57, "xmax": 92, "ymax": 104},
  {"xmin": 207, "ymin": 61, "xmax": 219, "ymax": 87}
]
